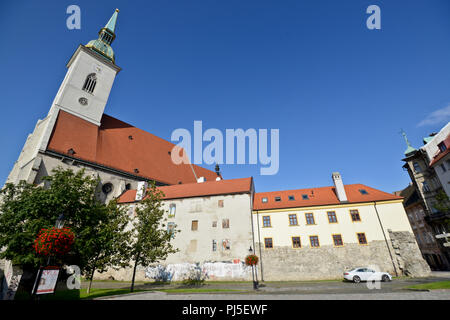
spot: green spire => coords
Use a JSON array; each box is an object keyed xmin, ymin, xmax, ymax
[
  {"xmin": 85, "ymin": 9, "xmax": 119, "ymax": 63},
  {"xmin": 401, "ymin": 129, "xmax": 417, "ymax": 156},
  {"xmin": 105, "ymin": 8, "xmax": 119, "ymax": 33}
]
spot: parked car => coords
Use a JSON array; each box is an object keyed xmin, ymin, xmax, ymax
[{"xmin": 343, "ymin": 267, "xmax": 392, "ymax": 283}]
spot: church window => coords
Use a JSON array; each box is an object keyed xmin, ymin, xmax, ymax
[
  {"xmin": 82, "ymin": 73, "xmax": 97, "ymax": 94},
  {"xmin": 413, "ymin": 162, "xmax": 421, "ymax": 173},
  {"xmin": 169, "ymin": 204, "xmax": 176, "ymax": 218},
  {"xmin": 102, "ymin": 183, "xmax": 113, "ymax": 195}
]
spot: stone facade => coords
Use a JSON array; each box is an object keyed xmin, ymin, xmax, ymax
[
  {"xmin": 258, "ymin": 233, "xmax": 429, "ymax": 281},
  {"xmin": 388, "ymin": 230, "xmax": 432, "ymax": 277}
]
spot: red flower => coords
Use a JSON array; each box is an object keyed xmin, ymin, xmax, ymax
[
  {"xmin": 245, "ymin": 254, "xmax": 259, "ymax": 266},
  {"xmin": 34, "ymin": 227, "xmax": 75, "ymax": 257}
]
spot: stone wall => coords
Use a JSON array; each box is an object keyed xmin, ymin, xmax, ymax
[
  {"xmin": 258, "ymin": 240, "xmax": 398, "ymax": 281},
  {"xmin": 388, "ymin": 230, "xmax": 431, "ymax": 277},
  {"xmin": 257, "ymin": 233, "xmax": 430, "ymax": 281}
]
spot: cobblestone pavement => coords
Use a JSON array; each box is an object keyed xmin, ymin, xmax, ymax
[
  {"xmin": 102, "ymin": 290, "xmax": 450, "ymax": 300},
  {"xmin": 95, "ymin": 274, "xmax": 450, "ymax": 300}
]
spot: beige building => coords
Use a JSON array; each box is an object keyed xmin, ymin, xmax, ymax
[
  {"xmin": 107, "ymin": 173, "xmax": 430, "ymax": 282},
  {"xmin": 252, "ymin": 173, "xmax": 430, "ymax": 281},
  {"xmin": 109, "ymin": 177, "xmax": 256, "ymax": 282},
  {"xmin": 397, "ymin": 184, "xmax": 446, "ymax": 270}
]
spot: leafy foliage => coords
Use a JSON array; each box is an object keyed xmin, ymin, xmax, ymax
[
  {"xmin": 128, "ymin": 181, "xmax": 179, "ymax": 290},
  {"xmin": 0, "ymin": 167, "xmax": 130, "ymax": 277}
]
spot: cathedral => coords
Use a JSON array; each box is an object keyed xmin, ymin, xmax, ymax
[
  {"xmin": 5, "ymin": 9, "xmax": 219, "ymax": 203},
  {"xmin": 3, "ymin": 9, "xmax": 431, "ymax": 284}
]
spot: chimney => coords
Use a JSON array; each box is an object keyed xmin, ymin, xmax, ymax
[
  {"xmin": 135, "ymin": 181, "xmax": 148, "ymax": 201},
  {"xmin": 197, "ymin": 177, "xmax": 205, "ymax": 183},
  {"xmin": 332, "ymin": 172, "xmax": 348, "ymax": 202}
]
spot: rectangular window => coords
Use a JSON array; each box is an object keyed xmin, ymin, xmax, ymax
[
  {"xmin": 218, "ymin": 200, "xmax": 224, "ymax": 207},
  {"xmin": 302, "ymin": 194, "xmax": 309, "ymax": 200},
  {"xmin": 168, "ymin": 204, "xmax": 176, "ymax": 218},
  {"xmin": 262, "ymin": 197, "xmax": 268, "ymax": 203},
  {"xmin": 350, "ymin": 210, "xmax": 361, "ymax": 222},
  {"xmin": 358, "ymin": 189, "xmax": 368, "ymax": 195},
  {"xmin": 212, "ymin": 240, "xmax": 217, "ymax": 251},
  {"xmin": 357, "ymin": 233, "xmax": 367, "ymax": 244},
  {"xmin": 288, "ymin": 195, "xmax": 295, "ymax": 201},
  {"xmin": 222, "ymin": 219, "xmax": 230, "ymax": 229},
  {"xmin": 222, "ymin": 239, "xmax": 231, "ymax": 250},
  {"xmin": 288, "ymin": 214, "xmax": 298, "ymax": 226},
  {"xmin": 212, "ymin": 221, "xmax": 217, "ymax": 228},
  {"xmin": 191, "ymin": 220, "xmax": 198, "ymax": 231},
  {"xmin": 275, "ymin": 196, "xmax": 281, "ymax": 202},
  {"xmin": 264, "ymin": 238, "xmax": 273, "ymax": 249},
  {"xmin": 292, "ymin": 236, "xmax": 301, "ymax": 248},
  {"xmin": 263, "ymin": 216, "xmax": 271, "ymax": 227},
  {"xmin": 327, "ymin": 211, "xmax": 338, "ymax": 223},
  {"xmin": 438, "ymin": 142, "xmax": 447, "ymax": 152},
  {"xmin": 441, "ymin": 163, "xmax": 447, "ymax": 173},
  {"xmin": 309, "ymin": 236, "xmax": 320, "ymax": 247},
  {"xmin": 305, "ymin": 213, "xmax": 315, "ymax": 225},
  {"xmin": 333, "ymin": 234, "xmax": 343, "ymax": 246},
  {"xmin": 167, "ymin": 222, "xmax": 175, "ymax": 238},
  {"xmin": 413, "ymin": 162, "xmax": 422, "ymax": 173}
]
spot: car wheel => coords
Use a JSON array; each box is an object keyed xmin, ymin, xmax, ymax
[
  {"xmin": 382, "ymin": 275, "xmax": 390, "ymax": 282},
  {"xmin": 353, "ymin": 276, "xmax": 361, "ymax": 283}
]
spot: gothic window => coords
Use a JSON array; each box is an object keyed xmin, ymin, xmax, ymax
[
  {"xmin": 82, "ymin": 73, "xmax": 97, "ymax": 94},
  {"xmin": 169, "ymin": 204, "xmax": 176, "ymax": 217}
]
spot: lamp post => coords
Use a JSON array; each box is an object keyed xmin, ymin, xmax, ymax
[{"xmin": 248, "ymin": 246, "xmax": 259, "ymax": 290}]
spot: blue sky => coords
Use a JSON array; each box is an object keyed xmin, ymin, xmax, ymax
[{"xmin": 0, "ymin": 0, "xmax": 449, "ymax": 193}]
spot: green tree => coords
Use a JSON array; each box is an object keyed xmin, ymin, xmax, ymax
[
  {"xmin": 0, "ymin": 167, "xmax": 130, "ymax": 294},
  {"xmin": 128, "ymin": 182, "xmax": 178, "ymax": 292},
  {"xmin": 78, "ymin": 199, "xmax": 131, "ymax": 294}
]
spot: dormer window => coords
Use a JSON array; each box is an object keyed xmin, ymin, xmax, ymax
[
  {"xmin": 82, "ymin": 73, "xmax": 97, "ymax": 94},
  {"xmin": 288, "ymin": 195, "xmax": 295, "ymax": 201},
  {"xmin": 302, "ymin": 194, "xmax": 309, "ymax": 200},
  {"xmin": 262, "ymin": 197, "xmax": 268, "ymax": 203},
  {"xmin": 275, "ymin": 197, "xmax": 281, "ymax": 202},
  {"xmin": 438, "ymin": 142, "xmax": 447, "ymax": 153}
]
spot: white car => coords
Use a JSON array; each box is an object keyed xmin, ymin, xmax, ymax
[{"xmin": 343, "ymin": 267, "xmax": 392, "ymax": 283}]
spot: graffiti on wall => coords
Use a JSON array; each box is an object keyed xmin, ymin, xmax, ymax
[{"xmin": 145, "ymin": 261, "xmax": 253, "ymax": 282}]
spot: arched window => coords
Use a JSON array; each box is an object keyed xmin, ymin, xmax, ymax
[
  {"xmin": 169, "ymin": 204, "xmax": 176, "ymax": 217},
  {"xmin": 82, "ymin": 73, "xmax": 97, "ymax": 94}
]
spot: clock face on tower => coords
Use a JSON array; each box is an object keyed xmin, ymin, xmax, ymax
[{"xmin": 78, "ymin": 97, "xmax": 88, "ymax": 106}]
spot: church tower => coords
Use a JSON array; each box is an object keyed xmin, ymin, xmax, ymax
[
  {"xmin": 48, "ymin": 9, "xmax": 121, "ymax": 126},
  {"xmin": 5, "ymin": 9, "xmax": 122, "ymax": 184}
]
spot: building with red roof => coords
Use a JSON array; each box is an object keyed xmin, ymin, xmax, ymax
[{"xmin": 5, "ymin": 10, "xmax": 218, "ymax": 204}]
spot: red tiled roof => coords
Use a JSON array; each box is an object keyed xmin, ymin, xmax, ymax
[
  {"xmin": 429, "ymin": 134, "xmax": 450, "ymax": 167},
  {"xmin": 253, "ymin": 184, "xmax": 402, "ymax": 210},
  {"xmin": 118, "ymin": 177, "xmax": 253, "ymax": 203},
  {"xmin": 46, "ymin": 110, "xmax": 218, "ymax": 185}
]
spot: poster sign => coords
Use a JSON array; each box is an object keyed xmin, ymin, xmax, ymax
[{"xmin": 36, "ymin": 267, "xmax": 60, "ymax": 295}]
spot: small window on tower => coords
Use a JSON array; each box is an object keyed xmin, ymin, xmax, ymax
[{"xmin": 82, "ymin": 73, "xmax": 97, "ymax": 94}]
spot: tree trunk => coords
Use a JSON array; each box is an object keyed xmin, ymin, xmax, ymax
[
  {"xmin": 130, "ymin": 252, "xmax": 140, "ymax": 292},
  {"xmin": 87, "ymin": 253, "xmax": 100, "ymax": 295},
  {"xmin": 87, "ymin": 268, "xmax": 95, "ymax": 295}
]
